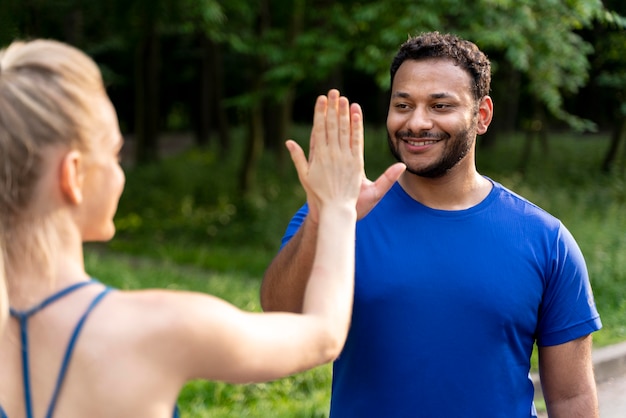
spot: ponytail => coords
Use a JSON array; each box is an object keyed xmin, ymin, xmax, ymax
[{"xmin": 0, "ymin": 40, "xmax": 104, "ymax": 327}]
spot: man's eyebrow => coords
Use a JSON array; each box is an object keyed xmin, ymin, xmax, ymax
[
  {"xmin": 391, "ymin": 91, "xmax": 457, "ymax": 99},
  {"xmin": 391, "ymin": 91, "xmax": 410, "ymax": 99},
  {"xmin": 430, "ymin": 92, "xmax": 456, "ymax": 99}
]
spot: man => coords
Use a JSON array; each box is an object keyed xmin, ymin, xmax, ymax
[{"xmin": 261, "ymin": 32, "xmax": 601, "ymax": 417}]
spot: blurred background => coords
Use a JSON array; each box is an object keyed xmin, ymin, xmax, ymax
[
  {"xmin": 1, "ymin": 0, "xmax": 624, "ymax": 170},
  {"xmin": 1, "ymin": 1, "xmax": 625, "ymax": 416}
]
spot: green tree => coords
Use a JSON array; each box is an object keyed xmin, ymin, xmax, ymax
[
  {"xmin": 594, "ymin": 2, "xmax": 626, "ymax": 172},
  {"xmin": 338, "ymin": 0, "xmax": 618, "ymax": 131},
  {"xmin": 3, "ymin": 0, "xmax": 623, "ymax": 178},
  {"xmin": 301, "ymin": 0, "xmax": 624, "ymax": 173},
  {"xmin": 0, "ymin": 0, "xmax": 23, "ymax": 46},
  {"xmin": 110, "ymin": 0, "xmax": 225, "ymax": 163},
  {"xmin": 217, "ymin": 0, "xmax": 352, "ymax": 193}
]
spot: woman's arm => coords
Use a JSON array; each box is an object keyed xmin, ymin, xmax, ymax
[{"xmin": 154, "ymin": 90, "xmax": 397, "ymax": 383}]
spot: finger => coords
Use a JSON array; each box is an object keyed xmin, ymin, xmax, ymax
[
  {"xmin": 350, "ymin": 102, "xmax": 364, "ymax": 169},
  {"xmin": 374, "ymin": 163, "xmax": 406, "ymax": 196},
  {"xmin": 286, "ymin": 140, "xmax": 308, "ymax": 185},
  {"xmin": 310, "ymin": 94, "xmax": 328, "ymax": 162},
  {"xmin": 325, "ymin": 89, "xmax": 340, "ymax": 149},
  {"xmin": 338, "ymin": 95, "xmax": 350, "ymax": 151},
  {"xmin": 355, "ymin": 163, "xmax": 406, "ymax": 219}
]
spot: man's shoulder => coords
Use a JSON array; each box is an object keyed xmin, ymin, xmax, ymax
[{"xmin": 491, "ymin": 180, "xmax": 558, "ymax": 220}]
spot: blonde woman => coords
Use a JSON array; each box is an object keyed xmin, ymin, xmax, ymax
[{"xmin": 0, "ymin": 39, "xmax": 405, "ymax": 417}]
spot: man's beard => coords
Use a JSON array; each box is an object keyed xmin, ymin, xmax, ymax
[{"xmin": 387, "ymin": 128, "xmax": 475, "ymax": 178}]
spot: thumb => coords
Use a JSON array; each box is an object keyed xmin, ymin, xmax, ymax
[
  {"xmin": 374, "ymin": 162, "xmax": 406, "ymax": 197},
  {"xmin": 286, "ymin": 140, "xmax": 308, "ymax": 186},
  {"xmin": 356, "ymin": 163, "xmax": 405, "ymax": 219}
]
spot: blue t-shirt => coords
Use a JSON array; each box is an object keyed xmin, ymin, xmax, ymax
[{"xmin": 280, "ymin": 179, "xmax": 601, "ymax": 417}]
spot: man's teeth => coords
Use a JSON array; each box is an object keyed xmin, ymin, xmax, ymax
[{"xmin": 407, "ymin": 140, "xmax": 438, "ymax": 146}]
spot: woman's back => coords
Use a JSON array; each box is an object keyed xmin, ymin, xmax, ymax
[
  {"xmin": 0, "ymin": 281, "xmax": 185, "ymax": 417},
  {"xmin": 2, "ymin": 264, "xmax": 374, "ymax": 417}
]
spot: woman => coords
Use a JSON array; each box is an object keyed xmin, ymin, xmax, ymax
[{"xmin": 0, "ymin": 39, "xmax": 405, "ymax": 417}]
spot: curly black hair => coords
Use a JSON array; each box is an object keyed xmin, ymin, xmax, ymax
[{"xmin": 389, "ymin": 32, "xmax": 491, "ymax": 101}]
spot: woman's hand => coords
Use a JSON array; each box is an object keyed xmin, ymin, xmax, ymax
[
  {"xmin": 287, "ymin": 89, "xmax": 405, "ymax": 223},
  {"xmin": 287, "ymin": 89, "xmax": 363, "ymax": 218}
]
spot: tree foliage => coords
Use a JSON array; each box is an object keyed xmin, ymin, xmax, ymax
[
  {"xmin": 592, "ymin": 0, "xmax": 626, "ymax": 171},
  {"xmin": 323, "ymin": 0, "xmax": 623, "ymax": 131},
  {"xmin": 1, "ymin": 0, "xmax": 624, "ymax": 173}
]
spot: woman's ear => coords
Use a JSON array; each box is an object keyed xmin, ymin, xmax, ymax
[
  {"xmin": 476, "ymin": 95, "xmax": 494, "ymax": 136},
  {"xmin": 60, "ymin": 150, "xmax": 84, "ymax": 204}
]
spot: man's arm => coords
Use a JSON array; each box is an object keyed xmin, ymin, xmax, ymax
[
  {"xmin": 260, "ymin": 166, "xmax": 406, "ymax": 313},
  {"xmin": 260, "ymin": 216, "xmax": 318, "ymax": 313},
  {"xmin": 539, "ymin": 334, "xmax": 599, "ymax": 417},
  {"xmin": 261, "ymin": 91, "xmax": 405, "ymax": 313}
]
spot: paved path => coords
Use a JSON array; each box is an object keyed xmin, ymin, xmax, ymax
[
  {"xmin": 536, "ymin": 340, "xmax": 626, "ymax": 417},
  {"xmin": 537, "ymin": 374, "xmax": 626, "ymax": 417},
  {"xmin": 596, "ymin": 374, "xmax": 626, "ymax": 417}
]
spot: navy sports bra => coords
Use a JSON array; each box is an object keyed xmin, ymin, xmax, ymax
[{"xmin": 0, "ymin": 280, "xmax": 180, "ymax": 418}]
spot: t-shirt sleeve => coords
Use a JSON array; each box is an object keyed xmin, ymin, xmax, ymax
[
  {"xmin": 536, "ymin": 223, "xmax": 602, "ymax": 346},
  {"xmin": 279, "ymin": 203, "xmax": 309, "ymax": 250}
]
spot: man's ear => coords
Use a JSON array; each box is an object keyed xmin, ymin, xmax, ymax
[
  {"xmin": 60, "ymin": 150, "xmax": 83, "ymax": 204},
  {"xmin": 476, "ymin": 95, "xmax": 494, "ymax": 136}
]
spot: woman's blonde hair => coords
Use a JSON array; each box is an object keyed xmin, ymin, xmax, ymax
[{"xmin": 0, "ymin": 39, "xmax": 106, "ymax": 328}]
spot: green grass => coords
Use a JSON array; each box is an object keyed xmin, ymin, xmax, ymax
[{"xmin": 87, "ymin": 127, "xmax": 626, "ymax": 417}]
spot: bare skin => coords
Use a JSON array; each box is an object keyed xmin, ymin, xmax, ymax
[{"xmin": 539, "ymin": 335, "xmax": 598, "ymax": 417}]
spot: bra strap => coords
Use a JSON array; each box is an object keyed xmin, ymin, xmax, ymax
[
  {"xmin": 9, "ymin": 280, "xmax": 101, "ymax": 418},
  {"xmin": 45, "ymin": 287, "xmax": 112, "ymax": 418}
]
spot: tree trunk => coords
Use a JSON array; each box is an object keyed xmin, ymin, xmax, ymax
[
  {"xmin": 63, "ymin": 8, "xmax": 83, "ymax": 46},
  {"xmin": 239, "ymin": 104, "xmax": 264, "ymax": 194},
  {"xmin": 264, "ymin": 89, "xmax": 295, "ymax": 174},
  {"xmin": 274, "ymin": 0, "xmax": 304, "ymax": 170},
  {"xmin": 237, "ymin": 0, "xmax": 270, "ymax": 193},
  {"xmin": 602, "ymin": 115, "xmax": 626, "ymax": 173},
  {"xmin": 518, "ymin": 101, "xmax": 548, "ymax": 175},
  {"xmin": 263, "ymin": 102, "xmax": 281, "ymax": 153},
  {"xmin": 519, "ymin": 131, "xmax": 533, "ymax": 177},
  {"xmin": 211, "ymin": 40, "xmax": 231, "ymax": 156},
  {"xmin": 134, "ymin": 26, "xmax": 160, "ymax": 164},
  {"xmin": 191, "ymin": 33, "xmax": 230, "ymax": 153},
  {"xmin": 194, "ymin": 31, "xmax": 213, "ymax": 147},
  {"xmin": 481, "ymin": 61, "xmax": 521, "ymax": 149}
]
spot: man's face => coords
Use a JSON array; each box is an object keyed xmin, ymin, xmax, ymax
[{"xmin": 386, "ymin": 58, "xmax": 483, "ymax": 178}]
